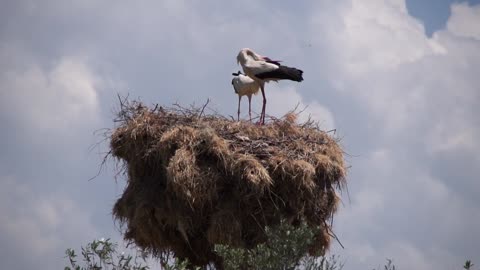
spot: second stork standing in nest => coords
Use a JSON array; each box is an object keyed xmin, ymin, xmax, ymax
[
  {"xmin": 237, "ymin": 48, "xmax": 304, "ymax": 125},
  {"xmin": 231, "ymin": 70, "xmax": 260, "ymax": 121}
]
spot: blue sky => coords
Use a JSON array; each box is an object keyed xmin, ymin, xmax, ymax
[
  {"xmin": 406, "ymin": 0, "xmax": 480, "ymax": 35},
  {"xmin": 0, "ymin": 1, "xmax": 479, "ymax": 269}
]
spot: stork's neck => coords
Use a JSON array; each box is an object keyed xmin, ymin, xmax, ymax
[{"xmin": 238, "ymin": 51, "xmax": 254, "ymax": 65}]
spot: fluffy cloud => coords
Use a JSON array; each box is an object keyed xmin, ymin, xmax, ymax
[
  {"xmin": 0, "ymin": 175, "xmax": 98, "ymax": 269},
  {"xmin": 267, "ymin": 86, "xmax": 335, "ymax": 130},
  {"xmin": 447, "ymin": 3, "xmax": 480, "ymax": 39},
  {"xmin": 318, "ymin": 1, "xmax": 480, "ymax": 269},
  {"xmin": 0, "ymin": 27, "xmax": 111, "ymax": 270},
  {"xmin": 0, "ymin": 52, "xmax": 100, "ymax": 135}
]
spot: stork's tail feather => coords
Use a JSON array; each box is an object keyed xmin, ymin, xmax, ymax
[{"xmin": 256, "ymin": 65, "xmax": 304, "ymax": 82}]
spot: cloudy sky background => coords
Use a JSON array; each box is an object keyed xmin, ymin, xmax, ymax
[{"xmin": 1, "ymin": 0, "xmax": 479, "ymax": 269}]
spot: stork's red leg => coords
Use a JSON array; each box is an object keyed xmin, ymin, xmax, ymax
[
  {"xmin": 248, "ymin": 95, "xmax": 252, "ymax": 122},
  {"xmin": 260, "ymin": 85, "xmax": 266, "ymax": 125},
  {"xmin": 237, "ymin": 95, "xmax": 241, "ymax": 121}
]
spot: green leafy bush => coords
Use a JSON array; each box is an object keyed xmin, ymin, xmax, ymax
[{"xmin": 215, "ymin": 221, "xmax": 343, "ymax": 270}]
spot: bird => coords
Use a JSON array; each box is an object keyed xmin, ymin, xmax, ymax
[
  {"xmin": 236, "ymin": 48, "xmax": 303, "ymax": 125},
  {"xmin": 231, "ymin": 70, "xmax": 260, "ymax": 121}
]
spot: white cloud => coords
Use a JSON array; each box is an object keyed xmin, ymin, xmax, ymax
[
  {"xmin": 311, "ymin": 0, "xmax": 480, "ymax": 268},
  {"xmin": 0, "ymin": 54, "xmax": 100, "ymax": 134},
  {"xmin": 309, "ymin": 0, "xmax": 479, "ymax": 138},
  {"xmin": 428, "ymin": 121, "xmax": 478, "ymax": 154},
  {"xmin": 0, "ymin": 175, "xmax": 98, "ymax": 269},
  {"xmin": 0, "ymin": 45, "xmax": 111, "ymax": 270},
  {"xmin": 447, "ymin": 3, "xmax": 480, "ymax": 39},
  {"xmin": 267, "ymin": 86, "xmax": 335, "ymax": 130},
  {"xmin": 332, "ymin": 147, "xmax": 475, "ymax": 269},
  {"xmin": 314, "ymin": 0, "xmax": 444, "ymax": 76}
]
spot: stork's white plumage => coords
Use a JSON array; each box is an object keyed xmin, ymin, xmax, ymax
[
  {"xmin": 237, "ymin": 48, "xmax": 303, "ymax": 124},
  {"xmin": 231, "ymin": 71, "xmax": 260, "ymax": 121}
]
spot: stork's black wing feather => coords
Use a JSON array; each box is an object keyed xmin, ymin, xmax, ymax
[
  {"xmin": 265, "ymin": 60, "xmax": 281, "ymax": 66},
  {"xmin": 255, "ymin": 65, "xmax": 304, "ymax": 82}
]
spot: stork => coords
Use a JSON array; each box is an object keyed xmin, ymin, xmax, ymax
[
  {"xmin": 231, "ymin": 70, "xmax": 260, "ymax": 121},
  {"xmin": 237, "ymin": 48, "xmax": 303, "ymax": 124}
]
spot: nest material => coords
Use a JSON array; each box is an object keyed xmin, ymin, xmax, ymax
[{"xmin": 110, "ymin": 101, "xmax": 346, "ymax": 268}]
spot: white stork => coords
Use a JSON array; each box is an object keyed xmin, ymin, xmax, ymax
[
  {"xmin": 231, "ymin": 70, "xmax": 260, "ymax": 121},
  {"xmin": 237, "ymin": 48, "xmax": 303, "ymax": 124}
]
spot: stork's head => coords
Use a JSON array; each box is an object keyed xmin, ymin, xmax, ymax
[{"xmin": 237, "ymin": 48, "xmax": 264, "ymax": 65}]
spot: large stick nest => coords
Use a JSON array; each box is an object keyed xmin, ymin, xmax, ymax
[{"xmin": 109, "ymin": 99, "xmax": 347, "ymax": 268}]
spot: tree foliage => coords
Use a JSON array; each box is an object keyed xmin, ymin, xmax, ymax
[
  {"xmin": 64, "ymin": 228, "xmax": 474, "ymax": 270},
  {"xmin": 64, "ymin": 238, "xmax": 149, "ymax": 270},
  {"xmin": 214, "ymin": 221, "xmax": 343, "ymax": 270}
]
